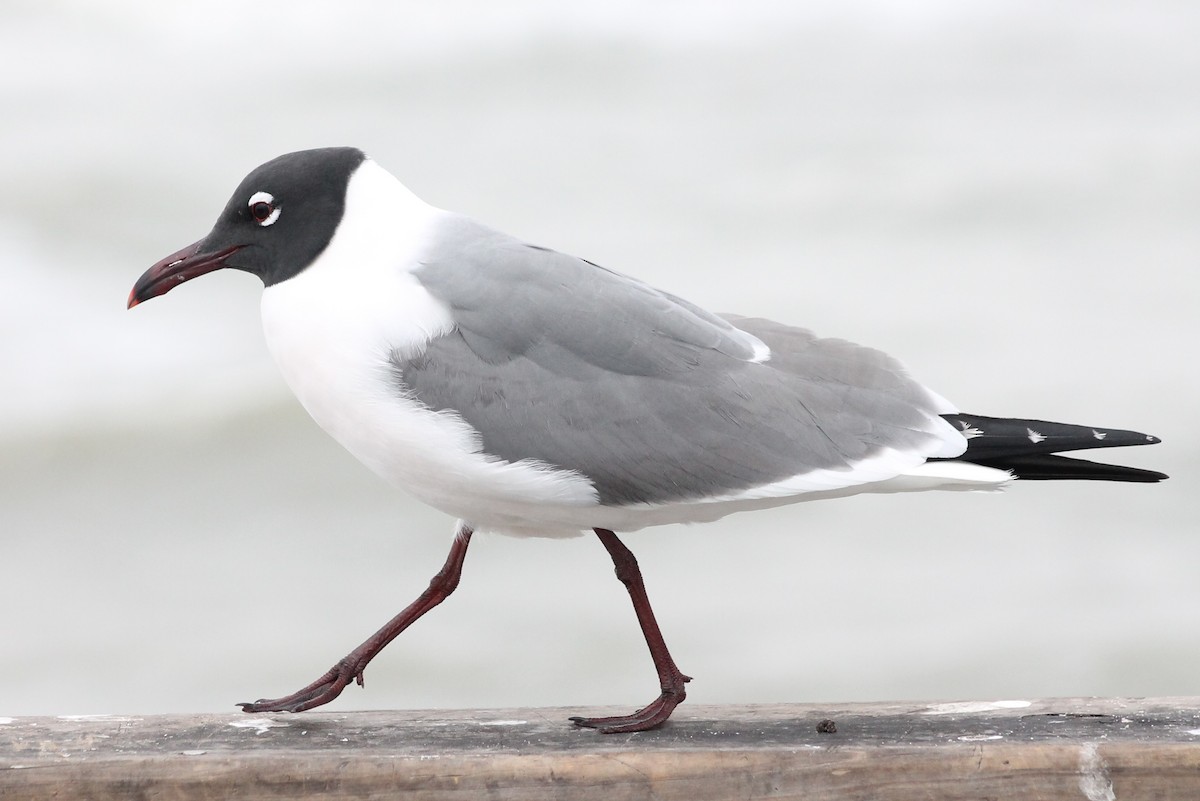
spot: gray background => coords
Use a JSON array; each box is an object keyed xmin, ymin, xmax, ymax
[{"xmin": 2, "ymin": 1, "xmax": 1197, "ymax": 717}]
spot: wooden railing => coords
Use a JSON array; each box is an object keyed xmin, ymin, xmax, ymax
[{"xmin": 3, "ymin": 698, "xmax": 1199, "ymax": 799}]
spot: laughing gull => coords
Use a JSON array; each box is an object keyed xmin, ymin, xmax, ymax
[{"xmin": 129, "ymin": 147, "xmax": 1166, "ymax": 733}]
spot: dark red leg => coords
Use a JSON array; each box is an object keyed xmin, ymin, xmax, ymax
[
  {"xmin": 570, "ymin": 528, "xmax": 691, "ymax": 733},
  {"xmin": 239, "ymin": 523, "xmax": 474, "ymax": 713}
]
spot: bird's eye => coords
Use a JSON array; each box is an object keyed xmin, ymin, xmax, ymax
[{"xmin": 247, "ymin": 191, "xmax": 281, "ymax": 227}]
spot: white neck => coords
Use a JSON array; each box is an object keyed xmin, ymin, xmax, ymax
[{"xmin": 258, "ymin": 158, "xmax": 455, "ymax": 456}]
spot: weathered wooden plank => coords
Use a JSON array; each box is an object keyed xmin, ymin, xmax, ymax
[{"xmin": 3, "ymin": 698, "xmax": 1199, "ymax": 799}]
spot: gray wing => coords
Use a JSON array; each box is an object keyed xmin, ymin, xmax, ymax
[{"xmin": 397, "ymin": 215, "xmax": 955, "ymax": 506}]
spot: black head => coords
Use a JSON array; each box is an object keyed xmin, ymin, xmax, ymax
[{"xmin": 128, "ymin": 147, "xmax": 367, "ymax": 307}]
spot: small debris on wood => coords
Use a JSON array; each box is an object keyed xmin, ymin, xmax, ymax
[{"xmin": 815, "ymin": 718, "xmax": 837, "ymax": 734}]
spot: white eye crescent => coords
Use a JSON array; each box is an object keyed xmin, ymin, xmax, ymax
[{"xmin": 248, "ymin": 191, "xmax": 281, "ymax": 227}]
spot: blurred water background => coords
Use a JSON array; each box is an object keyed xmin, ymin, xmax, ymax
[{"xmin": 2, "ymin": 1, "xmax": 1198, "ymax": 717}]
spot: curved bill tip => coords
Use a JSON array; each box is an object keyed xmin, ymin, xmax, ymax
[{"xmin": 128, "ymin": 240, "xmax": 241, "ymax": 309}]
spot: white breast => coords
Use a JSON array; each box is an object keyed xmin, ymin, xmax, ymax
[{"xmin": 259, "ymin": 160, "xmax": 600, "ymax": 535}]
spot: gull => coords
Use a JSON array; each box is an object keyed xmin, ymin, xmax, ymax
[{"xmin": 129, "ymin": 147, "xmax": 1165, "ymax": 732}]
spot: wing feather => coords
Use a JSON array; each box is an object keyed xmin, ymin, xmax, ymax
[{"xmin": 400, "ymin": 216, "xmax": 962, "ymax": 505}]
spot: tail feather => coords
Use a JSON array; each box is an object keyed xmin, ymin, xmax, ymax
[{"xmin": 939, "ymin": 413, "xmax": 1167, "ymax": 483}]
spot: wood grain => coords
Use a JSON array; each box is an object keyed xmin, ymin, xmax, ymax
[{"xmin": 3, "ymin": 698, "xmax": 1199, "ymax": 799}]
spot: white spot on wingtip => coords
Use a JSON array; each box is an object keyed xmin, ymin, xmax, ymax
[
  {"xmin": 1078, "ymin": 742, "xmax": 1116, "ymax": 801},
  {"xmin": 1026, "ymin": 428, "xmax": 1046, "ymax": 444},
  {"xmin": 958, "ymin": 422, "xmax": 984, "ymax": 439},
  {"xmin": 1092, "ymin": 430, "xmax": 1107, "ymax": 440}
]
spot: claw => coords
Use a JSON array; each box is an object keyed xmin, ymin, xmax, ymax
[{"xmin": 569, "ymin": 687, "xmax": 687, "ymax": 733}]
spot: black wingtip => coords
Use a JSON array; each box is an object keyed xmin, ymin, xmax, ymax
[
  {"xmin": 945, "ymin": 414, "xmax": 1164, "ymax": 460},
  {"xmin": 941, "ymin": 413, "xmax": 1166, "ymax": 483},
  {"xmin": 973, "ymin": 453, "xmax": 1168, "ymax": 483}
]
